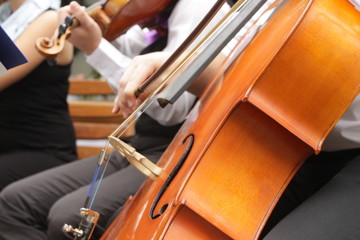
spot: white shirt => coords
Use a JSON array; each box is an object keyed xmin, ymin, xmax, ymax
[
  {"xmin": 0, "ymin": 0, "xmax": 60, "ymax": 40},
  {"xmin": 86, "ymin": 0, "xmax": 360, "ymax": 152},
  {"xmin": 86, "ymin": 0, "xmax": 230, "ymax": 126},
  {"xmin": 321, "ymin": 1, "xmax": 360, "ymax": 151},
  {"xmin": 349, "ymin": 0, "xmax": 360, "ymax": 11},
  {"xmin": 322, "ymin": 94, "xmax": 360, "ymax": 151}
]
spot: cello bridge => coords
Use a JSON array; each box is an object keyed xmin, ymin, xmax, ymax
[{"xmin": 108, "ymin": 136, "xmax": 163, "ymax": 179}]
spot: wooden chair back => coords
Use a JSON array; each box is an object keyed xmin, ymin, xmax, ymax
[{"xmin": 68, "ymin": 78, "xmax": 134, "ymax": 159}]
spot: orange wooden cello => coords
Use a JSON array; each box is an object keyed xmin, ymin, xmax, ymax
[
  {"xmin": 35, "ymin": 0, "xmax": 176, "ymax": 59},
  {"xmin": 99, "ymin": 0, "xmax": 360, "ymax": 239}
]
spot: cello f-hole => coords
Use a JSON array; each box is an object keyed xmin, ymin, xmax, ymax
[{"xmin": 149, "ymin": 134, "xmax": 194, "ymax": 219}]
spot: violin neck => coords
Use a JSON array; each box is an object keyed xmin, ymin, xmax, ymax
[{"xmin": 86, "ymin": 0, "xmax": 107, "ymax": 12}]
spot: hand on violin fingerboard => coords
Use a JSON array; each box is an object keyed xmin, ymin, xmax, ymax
[{"xmin": 57, "ymin": 1, "xmax": 102, "ymax": 55}]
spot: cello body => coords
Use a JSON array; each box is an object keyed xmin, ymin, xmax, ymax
[{"xmin": 101, "ymin": 0, "xmax": 360, "ymax": 239}]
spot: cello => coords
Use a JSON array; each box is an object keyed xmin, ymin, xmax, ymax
[{"xmin": 99, "ymin": 0, "xmax": 360, "ymax": 239}]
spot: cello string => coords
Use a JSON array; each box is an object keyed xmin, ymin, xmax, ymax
[
  {"xmin": 85, "ymin": 0, "xmax": 282, "ymax": 211},
  {"xmin": 83, "ymin": 164, "xmax": 101, "ymax": 208},
  {"xmin": 80, "ymin": 0, "xmax": 265, "ymax": 213},
  {"xmin": 83, "ymin": 0, "xmax": 263, "ymax": 209},
  {"xmin": 134, "ymin": 0, "xmax": 248, "ymax": 98},
  {"xmin": 110, "ymin": 0, "xmax": 247, "ymax": 138},
  {"xmin": 82, "ymin": 140, "xmax": 111, "ymax": 208},
  {"xmin": 85, "ymin": 0, "xmax": 246, "ymax": 209},
  {"xmin": 82, "ymin": 108, "xmax": 161, "ymax": 207},
  {"xmin": 89, "ymin": 151, "xmax": 113, "ymax": 209},
  {"xmin": 136, "ymin": 0, "xmax": 229, "ymax": 93},
  {"xmin": 95, "ymin": 2, "xmax": 253, "ymax": 202},
  {"xmin": 84, "ymin": 85, "xmax": 181, "ymax": 208}
]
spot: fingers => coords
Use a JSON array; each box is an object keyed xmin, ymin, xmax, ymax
[
  {"xmin": 69, "ymin": 2, "xmax": 91, "ymax": 28},
  {"xmin": 112, "ymin": 95, "xmax": 121, "ymax": 114},
  {"xmin": 57, "ymin": 1, "xmax": 80, "ymax": 23},
  {"xmin": 57, "ymin": 5, "xmax": 71, "ymax": 24},
  {"xmin": 113, "ymin": 60, "xmax": 143, "ymax": 117},
  {"xmin": 69, "ymin": 1, "xmax": 82, "ymax": 11},
  {"xmin": 57, "ymin": 1, "xmax": 101, "ymax": 54},
  {"xmin": 113, "ymin": 52, "xmax": 171, "ymax": 118}
]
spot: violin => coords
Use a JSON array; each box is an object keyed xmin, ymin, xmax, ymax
[
  {"xmin": 35, "ymin": 0, "xmax": 175, "ymax": 59},
  {"xmin": 97, "ymin": 0, "xmax": 360, "ymax": 239}
]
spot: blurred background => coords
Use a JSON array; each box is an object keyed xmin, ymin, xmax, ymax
[{"xmin": 70, "ymin": 0, "xmax": 100, "ymax": 80}]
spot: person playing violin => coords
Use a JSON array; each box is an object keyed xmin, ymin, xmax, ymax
[
  {"xmin": 0, "ymin": 0, "xmax": 79, "ymax": 192},
  {"xmin": 0, "ymin": 0, "xmax": 230, "ymax": 239},
  {"xmin": 68, "ymin": 1, "xmax": 360, "ymax": 239}
]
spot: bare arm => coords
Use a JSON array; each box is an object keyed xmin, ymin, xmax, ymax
[{"xmin": 0, "ymin": 10, "xmax": 73, "ymax": 91}]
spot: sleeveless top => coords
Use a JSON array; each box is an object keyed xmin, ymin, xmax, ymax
[{"xmin": 0, "ymin": 61, "xmax": 77, "ymax": 161}]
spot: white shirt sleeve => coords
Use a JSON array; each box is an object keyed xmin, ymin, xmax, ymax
[
  {"xmin": 85, "ymin": 25, "xmax": 148, "ymax": 91},
  {"xmin": 87, "ymin": 0, "xmax": 230, "ymax": 126},
  {"xmin": 322, "ymin": 94, "xmax": 360, "ymax": 151},
  {"xmin": 322, "ymin": 1, "xmax": 360, "ymax": 151},
  {"xmin": 144, "ymin": 0, "xmax": 231, "ymax": 126},
  {"xmin": 349, "ymin": 0, "xmax": 360, "ymax": 11},
  {"xmin": 85, "ymin": 38, "xmax": 131, "ymax": 91}
]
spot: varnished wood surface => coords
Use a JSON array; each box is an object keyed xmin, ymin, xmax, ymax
[{"xmin": 101, "ymin": 0, "xmax": 360, "ymax": 239}]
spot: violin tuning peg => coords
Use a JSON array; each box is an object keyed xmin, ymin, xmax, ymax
[
  {"xmin": 65, "ymin": 16, "xmax": 74, "ymax": 26},
  {"xmin": 58, "ymin": 24, "xmax": 67, "ymax": 35}
]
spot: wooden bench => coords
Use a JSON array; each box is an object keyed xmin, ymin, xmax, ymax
[{"xmin": 68, "ymin": 78, "xmax": 135, "ymax": 159}]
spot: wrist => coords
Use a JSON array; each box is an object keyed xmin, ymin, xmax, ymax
[{"xmin": 84, "ymin": 37, "xmax": 101, "ymax": 55}]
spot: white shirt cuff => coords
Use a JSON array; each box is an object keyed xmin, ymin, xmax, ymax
[{"xmin": 86, "ymin": 38, "xmax": 132, "ymax": 91}]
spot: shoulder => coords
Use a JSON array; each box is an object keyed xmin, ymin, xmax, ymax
[
  {"xmin": 29, "ymin": 10, "xmax": 73, "ymax": 65},
  {"xmin": 31, "ymin": 9, "xmax": 58, "ymax": 29},
  {"xmin": 25, "ymin": 9, "xmax": 58, "ymax": 34},
  {"xmin": 19, "ymin": 9, "xmax": 59, "ymax": 45}
]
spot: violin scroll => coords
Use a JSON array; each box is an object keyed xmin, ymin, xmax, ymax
[
  {"xmin": 35, "ymin": 16, "xmax": 79, "ymax": 59},
  {"xmin": 35, "ymin": 0, "xmax": 176, "ymax": 60},
  {"xmin": 35, "ymin": 5, "xmax": 111, "ymax": 60}
]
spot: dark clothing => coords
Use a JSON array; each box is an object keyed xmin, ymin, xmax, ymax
[
  {"xmin": 0, "ymin": 150, "xmax": 76, "ymax": 192},
  {"xmin": 0, "ymin": 112, "xmax": 182, "ymax": 239},
  {"xmin": 262, "ymin": 148, "xmax": 360, "ymax": 240},
  {"xmin": 0, "ymin": 61, "xmax": 77, "ymax": 190},
  {"xmin": 0, "ymin": 61, "xmax": 76, "ymax": 154},
  {"xmin": 0, "ymin": 147, "xmax": 163, "ymax": 240},
  {"xmin": 0, "ymin": 5, "xmax": 185, "ymax": 237}
]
